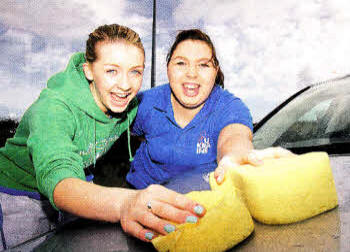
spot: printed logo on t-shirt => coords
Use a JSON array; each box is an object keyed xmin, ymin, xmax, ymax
[{"xmin": 196, "ymin": 132, "xmax": 211, "ymax": 154}]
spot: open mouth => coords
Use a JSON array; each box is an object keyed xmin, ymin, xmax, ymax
[
  {"xmin": 110, "ymin": 92, "xmax": 130, "ymax": 107},
  {"xmin": 182, "ymin": 83, "xmax": 200, "ymax": 97}
]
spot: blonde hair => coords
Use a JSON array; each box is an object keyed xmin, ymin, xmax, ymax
[{"xmin": 85, "ymin": 24, "xmax": 144, "ymax": 63}]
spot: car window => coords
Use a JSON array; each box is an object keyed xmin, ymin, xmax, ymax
[
  {"xmin": 274, "ymin": 99, "xmax": 332, "ymax": 144},
  {"xmin": 253, "ymin": 80, "xmax": 350, "ymax": 150}
]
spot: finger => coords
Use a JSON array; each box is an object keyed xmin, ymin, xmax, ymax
[
  {"xmin": 273, "ymin": 147, "xmax": 296, "ymax": 157},
  {"xmin": 254, "ymin": 148, "xmax": 278, "ymax": 160},
  {"xmin": 121, "ymin": 219, "xmax": 156, "ymax": 242},
  {"xmin": 137, "ymin": 210, "xmax": 177, "ymax": 236},
  {"xmin": 215, "ymin": 156, "xmax": 239, "ymax": 184},
  {"xmin": 149, "ymin": 199, "xmax": 199, "ymax": 224},
  {"xmin": 256, "ymin": 147, "xmax": 295, "ymax": 159},
  {"xmin": 146, "ymin": 185, "xmax": 206, "ymax": 217},
  {"xmin": 165, "ymin": 190, "xmax": 206, "ymax": 216},
  {"xmin": 214, "ymin": 166, "xmax": 225, "ymax": 184},
  {"xmin": 247, "ymin": 150, "xmax": 264, "ymax": 166}
]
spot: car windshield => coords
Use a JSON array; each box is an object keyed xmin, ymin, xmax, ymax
[{"xmin": 253, "ymin": 78, "xmax": 350, "ymax": 153}]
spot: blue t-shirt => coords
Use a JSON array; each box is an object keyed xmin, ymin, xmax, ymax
[{"xmin": 127, "ymin": 84, "xmax": 253, "ymax": 189}]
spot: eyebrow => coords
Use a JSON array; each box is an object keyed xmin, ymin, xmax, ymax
[
  {"xmin": 171, "ymin": 56, "xmax": 213, "ymax": 62},
  {"xmin": 104, "ymin": 64, "xmax": 145, "ymax": 69}
]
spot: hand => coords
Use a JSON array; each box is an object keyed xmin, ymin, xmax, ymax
[
  {"xmin": 215, "ymin": 147, "xmax": 295, "ymax": 184},
  {"xmin": 119, "ymin": 184, "xmax": 206, "ymax": 242}
]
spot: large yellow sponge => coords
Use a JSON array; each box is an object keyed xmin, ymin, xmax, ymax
[
  {"xmin": 211, "ymin": 152, "xmax": 338, "ymax": 224},
  {"xmin": 152, "ymin": 176, "xmax": 254, "ymax": 252}
]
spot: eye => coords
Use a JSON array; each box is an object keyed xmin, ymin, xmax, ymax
[
  {"xmin": 175, "ymin": 61, "xmax": 186, "ymax": 66},
  {"xmin": 199, "ymin": 63, "xmax": 210, "ymax": 68},
  {"xmin": 131, "ymin": 69, "xmax": 143, "ymax": 76},
  {"xmin": 106, "ymin": 69, "xmax": 117, "ymax": 75}
]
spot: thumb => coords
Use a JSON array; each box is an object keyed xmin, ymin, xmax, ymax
[
  {"xmin": 214, "ymin": 165, "xmax": 226, "ymax": 184},
  {"xmin": 215, "ymin": 156, "xmax": 238, "ymax": 184}
]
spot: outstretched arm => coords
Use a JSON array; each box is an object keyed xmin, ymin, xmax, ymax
[
  {"xmin": 214, "ymin": 123, "xmax": 256, "ymax": 183},
  {"xmin": 53, "ymin": 178, "xmax": 206, "ymax": 242},
  {"xmin": 214, "ymin": 123, "xmax": 294, "ymax": 184}
]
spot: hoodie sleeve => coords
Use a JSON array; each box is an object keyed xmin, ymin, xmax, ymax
[{"xmin": 27, "ymin": 97, "xmax": 86, "ymax": 210}]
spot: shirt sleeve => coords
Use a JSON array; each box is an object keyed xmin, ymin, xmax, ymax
[
  {"xmin": 131, "ymin": 92, "xmax": 147, "ymax": 136},
  {"xmin": 215, "ymin": 91, "xmax": 253, "ymax": 132},
  {"xmin": 27, "ymin": 98, "xmax": 86, "ymax": 210}
]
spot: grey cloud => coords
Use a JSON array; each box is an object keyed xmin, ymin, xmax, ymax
[
  {"xmin": 31, "ymin": 35, "xmax": 47, "ymax": 53},
  {"xmin": 0, "ymin": 1, "xmax": 99, "ymax": 38}
]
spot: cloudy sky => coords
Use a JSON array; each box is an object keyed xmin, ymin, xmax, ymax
[{"xmin": 1, "ymin": 0, "xmax": 350, "ymax": 122}]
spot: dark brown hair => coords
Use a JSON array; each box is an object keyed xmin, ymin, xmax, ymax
[
  {"xmin": 86, "ymin": 24, "xmax": 144, "ymax": 63},
  {"xmin": 166, "ymin": 29, "xmax": 224, "ymax": 88}
]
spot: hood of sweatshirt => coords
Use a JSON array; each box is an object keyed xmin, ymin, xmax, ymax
[
  {"xmin": 45, "ymin": 52, "xmax": 137, "ymax": 162},
  {"xmin": 46, "ymin": 52, "xmax": 118, "ymax": 123}
]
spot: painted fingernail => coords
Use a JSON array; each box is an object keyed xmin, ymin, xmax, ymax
[
  {"xmin": 194, "ymin": 205, "xmax": 204, "ymax": 215},
  {"xmin": 217, "ymin": 175, "xmax": 223, "ymax": 183},
  {"xmin": 145, "ymin": 232, "xmax": 154, "ymax": 240},
  {"xmin": 164, "ymin": 224, "xmax": 176, "ymax": 233},
  {"xmin": 186, "ymin": 216, "xmax": 198, "ymax": 223}
]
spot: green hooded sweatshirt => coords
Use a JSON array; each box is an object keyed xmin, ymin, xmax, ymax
[{"xmin": 0, "ymin": 52, "xmax": 138, "ymax": 209}]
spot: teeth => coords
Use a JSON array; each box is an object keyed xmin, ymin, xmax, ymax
[
  {"xmin": 184, "ymin": 83, "xmax": 199, "ymax": 89},
  {"xmin": 113, "ymin": 93, "xmax": 129, "ymax": 98}
]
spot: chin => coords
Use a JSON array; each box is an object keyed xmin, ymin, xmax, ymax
[
  {"xmin": 111, "ymin": 107, "xmax": 128, "ymax": 114},
  {"xmin": 108, "ymin": 103, "xmax": 127, "ymax": 114},
  {"xmin": 182, "ymin": 103, "xmax": 202, "ymax": 110},
  {"xmin": 108, "ymin": 98, "xmax": 132, "ymax": 114},
  {"xmin": 181, "ymin": 99, "xmax": 202, "ymax": 109}
]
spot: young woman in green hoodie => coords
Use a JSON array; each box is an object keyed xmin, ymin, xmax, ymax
[{"xmin": 0, "ymin": 24, "xmax": 205, "ymax": 249}]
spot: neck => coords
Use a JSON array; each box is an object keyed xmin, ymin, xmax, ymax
[{"xmin": 170, "ymin": 94, "xmax": 203, "ymax": 128}]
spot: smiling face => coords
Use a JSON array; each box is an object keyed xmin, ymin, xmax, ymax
[
  {"xmin": 167, "ymin": 39, "xmax": 218, "ymax": 111},
  {"xmin": 83, "ymin": 41, "xmax": 144, "ymax": 114}
]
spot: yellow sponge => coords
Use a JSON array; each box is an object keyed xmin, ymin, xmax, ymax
[
  {"xmin": 212, "ymin": 152, "xmax": 338, "ymax": 224},
  {"xmin": 152, "ymin": 176, "xmax": 254, "ymax": 252}
]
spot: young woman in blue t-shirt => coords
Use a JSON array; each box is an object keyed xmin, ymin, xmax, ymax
[{"xmin": 127, "ymin": 29, "xmax": 293, "ymax": 190}]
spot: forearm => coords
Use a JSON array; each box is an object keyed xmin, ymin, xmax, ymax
[
  {"xmin": 53, "ymin": 177, "xmax": 137, "ymax": 223},
  {"xmin": 217, "ymin": 124, "xmax": 253, "ymax": 164}
]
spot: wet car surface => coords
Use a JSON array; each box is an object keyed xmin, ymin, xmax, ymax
[
  {"xmin": 6, "ymin": 153, "xmax": 347, "ymax": 252},
  {"xmin": 5, "ymin": 76, "xmax": 350, "ymax": 251}
]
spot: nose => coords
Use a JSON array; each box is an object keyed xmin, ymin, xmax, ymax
[
  {"xmin": 186, "ymin": 64, "xmax": 198, "ymax": 78},
  {"xmin": 117, "ymin": 73, "xmax": 131, "ymax": 91}
]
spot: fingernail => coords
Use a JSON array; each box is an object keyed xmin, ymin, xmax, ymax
[
  {"xmin": 186, "ymin": 216, "xmax": 198, "ymax": 223},
  {"xmin": 164, "ymin": 224, "xmax": 176, "ymax": 233},
  {"xmin": 194, "ymin": 205, "xmax": 204, "ymax": 215},
  {"xmin": 145, "ymin": 232, "xmax": 154, "ymax": 240},
  {"xmin": 217, "ymin": 175, "xmax": 223, "ymax": 184}
]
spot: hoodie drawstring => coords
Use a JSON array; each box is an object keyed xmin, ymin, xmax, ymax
[
  {"xmin": 127, "ymin": 114, "xmax": 134, "ymax": 162},
  {"xmin": 92, "ymin": 113, "xmax": 133, "ymax": 166},
  {"xmin": 94, "ymin": 119, "xmax": 96, "ymax": 167}
]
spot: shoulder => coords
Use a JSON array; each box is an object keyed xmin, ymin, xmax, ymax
[
  {"xmin": 212, "ymin": 86, "xmax": 246, "ymax": 107},
  {"xmin": 210, "ymin": 86, "xmax": 253, "ymax": 128},
  {"xmin": 131, "ymin": 84, "xmax": 169, "ymax": 134},
  {"xmin": 25, "ymin": 89, "xmax": 77, "ymax": 132},
  {"xmin": 30, "ymin": 89, "xmax": 74, "ymax": 115},
  {"xmin": 137, "ymin": 84, "xmax": 168, "ymax": 102},
  {"xmin": 136, "ymin": 84, "xmax": 169, "ymax": 110}
]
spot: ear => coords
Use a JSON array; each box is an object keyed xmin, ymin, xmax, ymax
[{"xmin": 83, "ymin": 62, "xmax": 93, "ymax": 81}]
